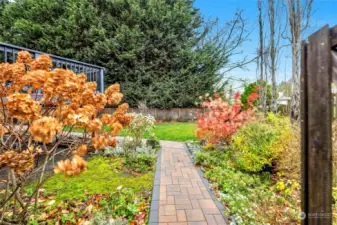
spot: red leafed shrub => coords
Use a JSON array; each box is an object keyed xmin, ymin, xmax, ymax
[
  {"xmin": 196, "ymin": 93, "xmax": 256, "ymax": 144},
  {"xmin": 247, "ymin": 92, "xmax": 259, "ymax": 106}
]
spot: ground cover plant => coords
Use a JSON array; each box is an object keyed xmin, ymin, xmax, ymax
[
  {"xmin": 192, "ymin": 148, "xmax": 301, "ymax": 224},
  {"xmin": 26, "ymin": 156, "xmax": 153, "ymax": 224},
  {"xmin": 39, "ymin": 157, "xmax": 154, "ymax": 201},
  {"xmin": 0, "ymin": 51, "xmax": 154, "ymax": 224}
]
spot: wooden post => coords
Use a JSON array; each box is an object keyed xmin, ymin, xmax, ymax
[
  {"xmin": 301, "ymin": 25, "xmax": 332, "ymax": 224},
  {"xmin": 331, "ymin": 25, "xmax": 337, "ymax": 49},
  {"xmin": 332, "ymin": 26, "xmax": 337, "ymax": 120},
  {"xmin": 300, "ymin": 39, "xmax": 309, "ymax": 223}
]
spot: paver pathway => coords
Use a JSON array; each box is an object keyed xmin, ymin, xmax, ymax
[{"xmin": 149, "ymin": 141, "xmax": 227, "ymax": 225}]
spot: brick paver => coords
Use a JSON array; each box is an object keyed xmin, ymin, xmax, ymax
[{"xmin": 153, "ymin": 141, "xmax": 227, "ymax": 225}]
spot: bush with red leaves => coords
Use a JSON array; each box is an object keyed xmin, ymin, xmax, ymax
[{"xmin": 196, "ymin": 93, "xmax": 257, "ymax": 144}]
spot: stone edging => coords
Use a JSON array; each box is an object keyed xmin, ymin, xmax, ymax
[
  {"xmin": 183, "ymin": 143, "xmax": 229, "ymax": 224},
  {"xmin": 148, "ymin": 147, "xmax": 162, "ymax": 224}
]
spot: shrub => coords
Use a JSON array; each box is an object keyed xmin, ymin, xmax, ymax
[
  {"xmin": 193, "ymin": 148, "xmax": 301, "ymax": 225},
  {"xmin": 202, "ymin": 143, "xmax": 216, "ymax": 151},
  {"xmin": 241, "ymin": 81, "xmax": 273, "ymax": 109},
  {"xmin": 124, "ymin": 154, "xmax": 156, "ymax": 173},
  {"xmin": 332, "ymin": 120, "xmax": 337, "ymax": 187},
  {"xmin": 231, "ymin": 113, "xmax": 291, "ymax": 173},
  {"xmin": 275, "ymin": 119, "xmax": 337, "ymax": 187},
  {"xmin": 191, "ymin": 113, "xmax": 302, "ymax": 224},
  {"xmin": 104, "ymin": 188, "xmax": 139, "ymax": 220},
  {"xmin": 92, "ymin": 187, "xmax": 149, "ymax": 224},
  {"xmin": 196, "ymin": 93, "xmax": 256, "ymax": 145},
  {"xmin": 104, "ymin": 146, "xmax": 125, "ymax": 157},
  {"xmin": 0, "ymin": 51, "xmax": 130, "ymax": 223},
  {"xmin": 123, "ymin": 113, "xmax": 156, "ymax": 155},
  {"xmin": 121, "ymin": 113, "xmax": 157, "ymax": 173},
  {"xmin": 146, "ymin": 138, "xmax": 160, "ymax": 149},
  {"xmin": 276, "ymin": 125, "xmax": 300, "ymax": 181},
  {"xmin": 194, "ymin": 150, "xmax": 230, "ymax": 169},
  {"xmin": 240, "ymin": 82, "xmax": 260, "ymax": 109}
]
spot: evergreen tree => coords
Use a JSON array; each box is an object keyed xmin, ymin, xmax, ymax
[{"xmin": 0, "ymin": 0, "xmax": 247, "ymax": 108}]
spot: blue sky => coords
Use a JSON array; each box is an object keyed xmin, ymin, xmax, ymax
[{"xmin": 194, "ymin": 0, "xmax": 336, "ymax": 89}]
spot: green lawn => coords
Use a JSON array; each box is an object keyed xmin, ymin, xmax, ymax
[
  {"xmin": 66, "ymin": 122, "xmax": 198, "ymax": 142},
  {"xmin": 119, "ymin": 122, "xmax": 197, "ymax": 142}
]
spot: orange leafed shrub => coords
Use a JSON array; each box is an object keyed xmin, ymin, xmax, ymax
[
  {"xmin": 73, "ymin": 144, "xmax": 88, "ymax": 157},
  {"xmin": 1, "ymin": 50, "xmax": 127, "ymax": 165},
  {"xmin": 92, "ymin": 134, "xmax": 109, "ymax": 150},
  {"xmin": 108, "ymin": 137, "xmax": 117, "ymax": 148},
  {"xmin": 111, "ymin": 103, "xmax": 133, "ymax": 126},
  {"xmin": 0, "ymin": 124, "xmax": 8, "ymax": 135},
  {"xmin": 105, "ymin": 83, "xmax": 123, "ymax": 105},
  {"xmin": 6, "ymin": 93, "xmax": 41, "ymax": 120},
  {"xmin": 0, "ymin": 51, "xmax": 132, "ymax": 222},
  {"xmin": 87, "ymin": 118, "xmax": 103, "ymax": 132},
  {"xmin": 0, "ymin": 150, "xmax": 34, "ymax": 175},
  {"xmin": 16, "ymin": 50, "xmax": 33, "ymax": 64},
  {"xmin": 110, "ymin": 122, "xmax": 123, "ymax": 136},
  {"xmin": 54, "ymin": 155, "xmax": 87, "ymax": 176},
  {"xmin": 29, "ymin": 117, "xmax": 62, "ymax": 143}
]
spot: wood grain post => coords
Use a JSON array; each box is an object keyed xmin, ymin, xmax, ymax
[
  {"xmin": 331, "ymin": 26, "xmax": 337, "ymax": 120},
  {"xmin": 301, "ymin": 25, "xmax": 332, "ymax": 225},
  {"xmin": 301, "ymin": 39, "xmax": 309, "ymax": 224}
]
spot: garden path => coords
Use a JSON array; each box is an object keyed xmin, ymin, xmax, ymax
[{"xmin": 149, "ymin": 141, "xmax": 227, "ymax": 225}]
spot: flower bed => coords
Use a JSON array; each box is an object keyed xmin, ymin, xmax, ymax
[
  {"xmin": 189, "ymin": 93, "xmax": 303, "ymax": 224},
  {"xmin": 187, "ymin": 115, "xmax": 302, "ymax": 224}
]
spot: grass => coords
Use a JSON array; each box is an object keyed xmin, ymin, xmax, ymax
[
  {"xmin": 120, "ymin": 122, "xmax": 197, "ymax": 142},
  {"xmin": 66, "ymin": 122, "xmax": 198, "ymax": 142},
  {"xmin": 38, "ymin": 156, "xmax": 154, "ymax": 201},
  {"xmin": 53, "ymin": 122, "xmax": 197, "ymax": 201}
]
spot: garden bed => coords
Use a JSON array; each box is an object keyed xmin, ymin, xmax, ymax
[
  {"xmin": 186, "ymin": 141, "xmax": 301, "ymax": 225},
  {"xmin": 24, "ymin": 156, "xmax": 155, "ymax": 224},
  {"xmin": 187, "ymin": 112, "xmax": 303, "ymax": 225},
  {"xmin": 0, "ymin": 52, "xmax": 161, "ymax": 225}
]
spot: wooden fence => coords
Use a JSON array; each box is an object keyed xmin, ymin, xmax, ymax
[
  {"xmin": 100, "ymin": 108, "xmax": 204, "ymax": 122},
  {"xmin": 300, "ymin": 24, "xmax": 337, "ymax": 224}
]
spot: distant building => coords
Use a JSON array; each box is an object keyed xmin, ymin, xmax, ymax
[
  {"xmin": 276, "ymin": 92, "xmax": 291, "ymax": 106},
  {"xmin": 276, "ymin": 92, "xmax": 291, "ymax": 113}
]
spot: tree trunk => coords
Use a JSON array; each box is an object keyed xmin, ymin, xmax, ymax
[
  {"xmin": 269, "ymin": 0, "xmax": 277, "ymax": 113},
  {"xmin": 258, "ymin": 0, "xmax": 265, "ymax": 112},
  {"xmin": 286, "ymin": 0, "xmax": 312, "ymax": 120},
  {"xmin": 291, "ymin": 40, "xmax": 301, "ymax": 119}
]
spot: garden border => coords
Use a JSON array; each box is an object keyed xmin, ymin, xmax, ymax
[
  {"xmin": 148, "ymin": 147, "xmax": 162, "ymax": 224},
  {"xmin": 183, "ymin": 143, "xmax": 229, "ymax": 224}
]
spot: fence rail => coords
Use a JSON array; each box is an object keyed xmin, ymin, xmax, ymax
[
  {"xmin": 0, "ymin": 42, "xmax": 104, "ymax": 92},
  {"xmin": 100, "ymin": 107, "xmax": 203, "ymax": 121}
]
